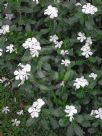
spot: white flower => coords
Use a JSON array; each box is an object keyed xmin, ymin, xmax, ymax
[
  {"xmin": 28, "ymin": 98, "xmax": 45, "ymax": 118},
  {"xmin": 0, "ymin": 25, "xmax": 10, "ymax": 35},
  {"xmin": 5, "ymin": 14, "xmax": 13, "ymax": 20},
  {"xmin": 75, "ymin": 2, "xmax": 82, "ymax": 6},
  {"xmin": 65, "ymin": 105, "xmax": 77, "ymax": 122},
  {"xmin": 44, "ymin": 5, "xmax": 58, "ymax": 19},
  {"xmin": 86, "ymin": 37, "xmax": 92, "ymax": 45},
  {"xmin": 81, "ymin": 45, "xmax": 93, "ymax": 58},
  {"xmin": 89, "ymin": 73, "xmax": 97, "ymax": 80},
  {"xmin": 6, "ymin": 44, "xmax": 15, "ymax": 53},
  {"xmin": 0, "ymin": 77, "xmax": 6, "ymax": 83},
  {"xmin": 49, "ymin": 35, "xmax": 59, "ymax": 43},
  {"xmin": 2, "ymin": 106, "xmax": 10, "ymax": 114},
  {"xmin": 0, "ymin": 49, "xmax": 3, "ymax": 56},
  {"xmin": 22, "ymin": 37, "xmax": 41, "ymax": 58},
  {"xmin": 4, "ymin": 3, "xmax": 8, "ymax": 8},
  {"xmin": 82, "ymin": 3, "xmax": 98, "ymax": 15},
  {"xmin": 61, "ymin": 59, "xmax": 71, "ymax": 66},
  {"xmin": 73, "ymin": 76, "xmax": 89, "ymax": 89},
  {"xmin": 91, "ymin": 108, "xmax": 102, "ymax": 120},
  {"xmin": 33, "ymin": 0, "xmax": 39, "ymax": 4},
  {"xmin": 60, "ymin": 50, "xmax": 69, "ymax": 56},
  {"xmin": 17, "ymin": 110, "xmax": 23, "ymax": 115},
  {"xmin": 60, "ymin": 81, "xmax": 65, "ymax": 87},
  {"xmin": 94, "ymin": 108, "xmax": 102, "ymax": 119},
  {"xmin": 77, "ymin": 32, "xmax": 86, "ymax": 42},
  {"xmin": 19, "ymin": 64, "xmax": 31, "ymax": 72},
  {"xmin": 55, "ymin": 41, "xmax": 63, "ymax": 48},
  {"xmin": 11, "ymin": 119, "xmax": 20, "ymax": 126}
]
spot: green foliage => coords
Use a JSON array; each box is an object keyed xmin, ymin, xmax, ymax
[{"xmin": 0, "ymin": 0, "xmax": 102, "ymax": 136}]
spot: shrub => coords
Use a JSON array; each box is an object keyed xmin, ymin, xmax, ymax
[{"xmin": 0, "ymin": 0, "xmax": 102, "ymax": 136}]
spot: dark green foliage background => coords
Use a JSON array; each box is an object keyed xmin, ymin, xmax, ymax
[{"xmin": 0, "ymin": 0, "xmax": 102, "ymax": 136}]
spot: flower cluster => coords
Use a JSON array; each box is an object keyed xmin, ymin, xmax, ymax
[
  {"xmin": 22, "ymin": 37, "xmax": 41, "ymax": 58},
  {"xmin": 50, "ymin": 35, "xmax": 70, "ymax": 67},
  {"xmin": 82, "ymin": 3, "xmax": 98, "ymax": 15},
  {"xmin": 0, "ymin": 25, "xmax": 10, "ymax": 35},
  {"xmin": 77, "ymin": 32, "xmax": 93, "ymax": 58},
  {"xmin": 73, "ymin": 76, "xmax": 89, "ymax": 90},
  {"xmin": 28, "ymin": 98, "xmax": 45, "ymax": 118},
  {"xmin": 44, "ymin": 5, "xmax": 58, "ymax": 19},
  {"xmin": 49, "ymin": 34, "xmax": 63, "ymax": 48},
  {"xmin": 14, "ymin": 64, "xmax": 31, "ymax": 86},
  {"xmin": 91, "ymin": 108, "xmax": 102, "ymax": 120},
  {"xmin": 64, "ymin": 105, "xmax": 77, "ymax": 122},
  {"xmin": 2, "ymin": 105, "xmax": 24, "ymax": 126}
]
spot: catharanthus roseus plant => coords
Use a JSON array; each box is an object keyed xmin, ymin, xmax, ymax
[{"xmin": 0, "ymin": 0, "xmax": 102, "ymax": 136}]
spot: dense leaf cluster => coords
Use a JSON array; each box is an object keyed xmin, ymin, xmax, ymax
[{"xmin": 0, "ymin": 0, "xmax": 102, "ymax": 136}]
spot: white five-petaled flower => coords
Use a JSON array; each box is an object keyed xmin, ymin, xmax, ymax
[
  {"xmin": 82, "ymin": 3, "xmax": 98, "ymax": 15},
  {"xmin": 55, "ymin": 41, "xmax": 63, "ymax": 48},
  {"xmin": 0, "ymin": 25, "xmax": 10, "ymax": 35},
  {"xmin": 81, "ymin": 44, "xmax": 93, "ymax": 58},
  {"xmin": 61, "ymin": 59, "xmax": 71, "ymax": 66},
  {"xmin": 0, "ymin": 49, "xmax": 3, "ymax": 56},
  {"xmin": 77, "ymin": 32, "xmax": 86, "ymax": 42},
  {"xmin": 11, "ymin": 119, "xmax": 20, "ymax": 126},
  {"xmin": 60, "ymin": 50, "xmax": 69, "ymax": 56},
  {"xmin": 22, "ymin": 37, "xmax": 41, "ymax": 58},
  {"xmin": 44, "ymin": 5, "xmax": 58, "ymax": 19},
  {"xmin": 33, "ymin": 0, "xmax": 39, "ymax": 4},
  {"xmin": 91, "ymin": 108, "xmax": 102, "ymax": 120},
  {"xmin": 89, "ymin": 73, "xmax": 97, "ymax": 80},
  {"xmin": 49, "ymin": 35, "xmax": 59, "ymax": 43},
  {"xmin": 17, "ymin": 110, "xmax": 24, "ymax": 115},
  {"xmin": 2, "ymin": 106, "xmax": 10, "ymax": 114},
  {"xmin": 73, "ymin": 76, "xmax": 89, "ymax": 89},
  {"xmin": 6, "ymin": 44, "xmax": 15, "ymax": 53},
  {"xmin": 65, "ymin": 105, "xmax": 77, "ymax": 122},
  {"xmin": 28, "ymin": 98, "xmax": 45, "ymax": 118},
  {"xmin": 85, "ymin": 37, "xmax": 92, "ymax": 45}
]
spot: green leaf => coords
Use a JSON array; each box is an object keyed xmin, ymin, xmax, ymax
[
  {"xmin": 73, "ymin": 123, "xmax": 84, "ymax": 136},
  {"xmin": 67, "ymin": 124, "xmax": 74, "ymax": 136},
  {"xmin": 26, "ymin": 118, "xmax": 36, "ymax": 127},
  {"xmin": 50, "ymin": 117, "xmax": 59, "ymax": 129}
]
